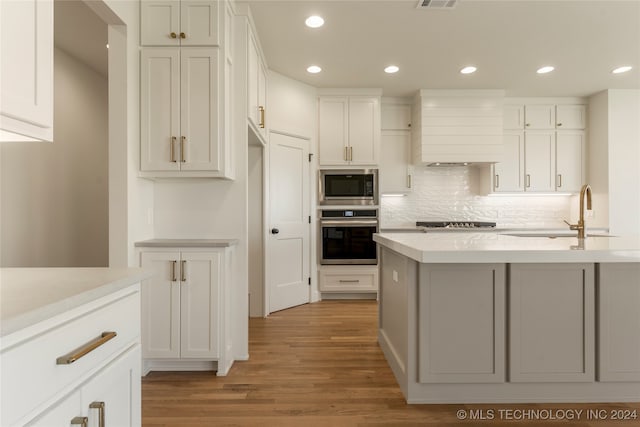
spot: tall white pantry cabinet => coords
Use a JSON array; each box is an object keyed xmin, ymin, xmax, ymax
[{"xmin": 140, "ymin": 0, "xmax": 235, "ymax": 179}]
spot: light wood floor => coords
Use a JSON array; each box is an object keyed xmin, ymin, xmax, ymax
[{"xmin": 142, "ymin": 300, "xmax": 639, "ymax": 426}]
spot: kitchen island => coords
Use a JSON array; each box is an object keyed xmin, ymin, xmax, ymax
[{"xmin": 373, "ymin": 232, "xmax": 640, "ymax": 403}]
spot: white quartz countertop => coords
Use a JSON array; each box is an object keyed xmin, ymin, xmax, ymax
[
  {"xmin": 373, "ymin": 232, "xmax": 640, "ymax": 263},
  {"xmin": 135, "ymin": 239, "xmax": 238, "ymax": 248},
  {"xmin": 0, "ymin": 267, "xmax": 151, "ymax": 337}
]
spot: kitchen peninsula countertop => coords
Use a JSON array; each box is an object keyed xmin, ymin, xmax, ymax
[
  {"xmin": 0, "ymin": 267, "xmax": 151, "ymax": 337},
  {"xmin": 134, "ymin": 238, "xmax": 239, "ymax": 248},
  {"xmin": 373, "ymin": 231, "xmax": 640, "ymax": 263}
]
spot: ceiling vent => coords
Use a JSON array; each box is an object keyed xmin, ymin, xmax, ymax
[{"xmin": 417, "ymin": 0, "xmax": 458, "ymax": 9}]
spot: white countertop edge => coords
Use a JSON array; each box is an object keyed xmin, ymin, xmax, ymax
[
  {"xmin": 1, "ymin": 268, "xmax": 152, "ymax": 337},
  {"xmin": 134, "ymin": 239, "xmax": 239, "ymax": 248}
]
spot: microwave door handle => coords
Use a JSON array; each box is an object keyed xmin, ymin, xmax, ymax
[{"xmin": 320, "ymin": 220, "xmax": 378, "ymax": 226}]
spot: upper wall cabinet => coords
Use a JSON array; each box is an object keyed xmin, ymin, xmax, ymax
[
  {"xmin": 141, "ymin": 0, "xmax": 219, "ymax": 46},
  {"xmin": 318, "ymin": 93, "xmax": 381, "ymax": 166},
  {"xmin": 505, "ymin": 103, "xmax": 587, "ymax": 130},
  {"xmin": 247, "ymin": 26, "xmax": 267, "ymax": 141},
  {"xmin": 0, "ymin": 0, "xmax": 53, "ymax": 142},
  {"xmin": 381, "ymin": 103, "xmax": 411, "ymax": 130}
]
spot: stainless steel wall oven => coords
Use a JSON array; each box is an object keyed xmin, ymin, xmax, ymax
[{"xmin": 319, "ymin": 209, "xmax": 378, "ymax": 265}]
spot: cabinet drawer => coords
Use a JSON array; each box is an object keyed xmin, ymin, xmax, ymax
[
  {"xmin": 320, "ymin": 268, "xmax": 378, "ymax": 292},
  {"xmin": 1, "ymin": 289, "xmax": 140, "ymax": 426}
]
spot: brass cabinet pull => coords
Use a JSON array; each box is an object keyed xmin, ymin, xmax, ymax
[
  {"xmin": 344, "ymin": 146, "xmax": 348, "ymax": 161},
  {"xmin": 495, "ymin": 174, "xmax": 500, "ymax": 189},
  {"xmin": 170, "ymin": 136, "xmax": 177, "ymax": 162},
  {"xmin": 57, "ymin": 332, "xmax": 117, "ymax": 365},
  {"xmin": 558, "ymin": 174, "xmax": 562, "ymax": 188},
  {"xmin": 258, "ymin": 106, "xmax": 265, "ymax": 128},
  {"xmin": 170, "ymin": 32, "xmax": 177, "ymax": 39},
  {"xmin": 181, "ymin": 260, "xmax": 186, "ymax": 282},
  {"xmin": 180, "ymin": 32, "xmax": 186, "ymax": 39},
  {"xmin": 171, "ymin": 260, "xmax": 177, "ymax": 281},
  {"xmin": 349, "ymin": 146, "xmax": 353, "ymax": 162},
  {"xmin": 71, "ymin": 417, "xmax": 88, "ymax": 427},
  {"xmin": 557, "ymin": 122, "xmax": 563, "ymax": 127},
  {"xmin": 339, "ymin": 279, "xmax": 360, "ymax": 283},
  {"xmin": 525, "ymin": 123, "xmax": 531, "ymax": 127},
  {"xmin": 407, "ymin": 174, "xmax": 412, "ymax": 189},
  {"xmin": 180, "ymin": 136, "xmax": 186, "ymax": 163},
  {"xmin": 89, "ymin": 402, "xmax": 105, "ymax": 427},
  {"xmin": 526, "ymin": 174, "xmax": 531, "ymax": 188}
]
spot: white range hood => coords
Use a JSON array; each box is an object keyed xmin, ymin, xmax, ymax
[{"xmin": 412, "ymin": 90, "xmax": 505, "ymax": 166}]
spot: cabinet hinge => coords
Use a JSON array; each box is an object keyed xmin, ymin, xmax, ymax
[
  {"xmin": 308, "ymin": 277, "xmax": 311, "ymax": 285},
  {"xmin": 308, "ymin": 153, "xmax": 313, "ymax": 162}
]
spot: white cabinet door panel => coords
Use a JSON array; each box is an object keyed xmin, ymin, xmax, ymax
[
  {"xmin": 503, "ymin": 105, "xmax": 524, "ymax": 130},
  {"xmin": 319, "ymin": 97, "xmax": 349, "ymax": 165},
  {"xmin": 349, "ymin": 97, "xmax": 380, "ymax": 165},
  {"xmin": 180, "ymin": 252, "xmax": 220, "ymax": 358},
  {"xmin": 510, "ymin": 263, "xmax": 594, "ymax": 383},
  {"xmin": 140, "ymin": 1, "xmax": 180, "ymax": 46},
  {"xmin": 24, "ymin": 391, "xmax": 81, "ymax": 427},
  {"xmin": 141, "ymin": 251, "xmax": 181, "ymax": 358},
  {"xmin": 180, "ymin": 0, "xmax": 219, "ymax": 46},
  {"xmin": 381, "ymin": 104, "xmax": 411, "ymax": 130},
  {"xmin": 524, "ymin": 104, "xmax": 555, "ymax": 129},
  {"xmin": 525, "ymin": 131, "xmax": 555, "ymax": 192},
  {"xmin": 140, "ymin": 48, "xmax": 181, "ymax": 171},
  {"xmin": 556, "ymin": 131, "xmax": 584, "ymax": 192},
  {"xmin": 380, "ymin": 131, "xmax": 411, "ymax": 194},
  {"xmin": 556, "ymin": 105, "xmax": 586, "ymax": 129},
  {"xmin": 180, "ymin": 48, "xmax": 220, "ymax": 171},
  {"xmin": 494, "ymin": 131, "xmax": 524, "ymax": 192}
]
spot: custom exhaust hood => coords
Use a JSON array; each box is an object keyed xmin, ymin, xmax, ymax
[{"xmin": 412, "ymin": 90, "xmax": 505, "ymax": 166}]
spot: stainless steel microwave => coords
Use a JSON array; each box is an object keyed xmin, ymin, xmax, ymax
[{"xmin": 318, "ymin": 169, "xmax": 378, "ymax": 206}]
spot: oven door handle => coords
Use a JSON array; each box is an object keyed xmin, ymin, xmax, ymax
[{"xmin": 319, "ymin": 220, "xmax": 378, "ymax": 226}]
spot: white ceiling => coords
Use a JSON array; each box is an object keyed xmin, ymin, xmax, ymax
[
  {"xmin": 247, "ymin": 0, "xmax": 640, "ymax": 97},
  {"xmin": 54, "ymin": 0, "xmax": 108, "ymax": 77}
]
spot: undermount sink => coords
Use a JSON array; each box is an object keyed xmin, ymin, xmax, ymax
[{"xmin": 501, "ymin": 232, "xmax": 615, "ymax": 238}]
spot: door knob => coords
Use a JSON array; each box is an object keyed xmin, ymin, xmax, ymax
[{"xmin": 271, "ymin": 228, "xmax": 280, "ymax": 234}]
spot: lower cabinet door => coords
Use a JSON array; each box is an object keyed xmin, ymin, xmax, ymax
[
  {"xmin": 81, "ymin": 345, "xmax": 141, "ymax": 427},
  {"xmin": 25, "ymin": 391, "xmax": 82, "ymax": 427},
  {"xmin": 510, "ymin": 263, "xmax": 595, "ymax": 382}
]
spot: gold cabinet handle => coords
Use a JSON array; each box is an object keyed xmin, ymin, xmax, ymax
[
  {"xmin": 557, "ymin": 123, "xmax": 563, "ymax": 127},
  {"xmin": 89, "ymin": 402, "xmax": 105, "ymax": 427},
  {"xmin": 407, "ymin": 174, "xmax": 412, "ymax": 189},
  {"xmin": 525, "ymin": 123, "xmax": 531, "ymax": 127},
  {"xmin": 344, "ymin": 146, "xmax": 348, "ymax": 162},
  {"xmin": 71, "ymin": 417, "xmax": 88, "ymax": 427},
  {"xmin": 57, "ymin": 332, "xmax": 117, "ymax": 365},
  {"xmin": 558, "ymin": 174, "xmax": 562, "ymax": 188},
  {"xmin": 339, "ymin": 279, "xmax": 360, "ymax": 283},
  {"xmin": 180, "ymin": 136, "xmax": 186, "ymax": 163},
  {"xmin": 171, "ymin": 260, "xmax": 177, "ymax": 281},
  {"xmin": 180, "ymin": 32, "xmax": 186, "ymax": 39},
  {"xmin": 181, "ymin": 260, "xmax": 186, "ymax": 282},
  {"xmin": 170, "ymin": 136, "xmax": 177, "ymax": 162},
  {"xmin": 258, "ymin": 106, "xmax": 265, "ymax": 128},
  {"xmin": 170, "ymin": 32, "xmax": 177, "ymax": 39},
  {"xmin": 526, "ymin": 174, "xmax": 531, "ymax": 188},
  {"xmin": 349, "ymin": 146, "xmax": 353, "ymax": 162},
  {"xmin": 495, "ymin": 174, "xmax": 500, "ymax": 189}
]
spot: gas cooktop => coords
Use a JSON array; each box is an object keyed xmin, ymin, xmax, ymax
[{"xmin": 416, "ymin": 221, "xmax": 497, "ymax": 229}]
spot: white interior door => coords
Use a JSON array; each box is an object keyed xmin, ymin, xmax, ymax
[{"xmin": 268, "ymin": 132, "xmax": 310, "ymax": 313}]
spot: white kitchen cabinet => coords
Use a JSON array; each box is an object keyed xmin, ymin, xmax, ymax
[
  {"xmin": 381, "ymin": 103, "xmax": 412, "ymax": 130},
  {"xmin": 140, "ymin": 47, "xmax": 232, "ymax": 178},
  {"xmin": 555, "ymin": 131, "xmax": 585, "ymax": 192},
  {"xmin": 492, "ymin": 131, "xmax": 524, "ymax": 192},
  {"xmin": 0, "ymin": 0, "xmax": 53, "ymax": 142},
  {"xmin": 319, "ymin": 265, "xmax": 378, "ymax": 293},
  {"xmin": 418, "ymin": 264, "xmax": 506, "ymax": 384},
  {"xmin": 524, "ymin": 104, "xmax": 556, "ymax": 129},
  {"xmin": 556, "ymin": 105, "xmax": 586, "ymax": 129},
  {"xmin": 140, "ymin": 246, "xmax": 234, "ymax": 375},
  {"xmin": 141, "ymin": 0, "xmax": 219, "ymax": 46},
  {"xmin": 247, "ymin": 27, "xmax": 267, "ymax": 140},
  {"xmin": 510, "ymin": 263, "xmax": 595, "ymax": 383},
  {"xmin": 598, "ymin": 263, "xmax": 640, "ymax": 382},
  {"xmin": 319, "ymin": 95, "xmax": 381, "ymax": 166},
  {"xmin": 503, "ymin": 105, "xmax": 525, "ymax": 130},
  {"xmin": 380, "ymin": 131, "xmax": 412, "ymax": 194},
  {"xmin": 1, "ymin": 285, "xmax": 141, "ymax": 426},
  {"xmin": 524, "ymin": 131, "xmax": 555, "ymax": 192}
]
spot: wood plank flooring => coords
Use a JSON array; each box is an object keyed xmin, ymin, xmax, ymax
[{"xmin": 142, "ymin": 300, "xmax": 639, "ymax": 426}]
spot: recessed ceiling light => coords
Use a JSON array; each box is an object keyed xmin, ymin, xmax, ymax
[
  {"xmin": 460, "ymin": 66, "xmax": 477, "ymax": 74},
  {"xmin": 305, "ymin": 15, "xmax": 324, "ymax": 28},
  {"xmin": 537, "ymin": 66, "xmax": 555, "ymax": 74},
  {"xmin": 307, "ymin": 65, "xmax": 322, "ymax": 74},
  {"xmin": 612, "ymin": 66, "xmax": 632, "ymax": 74},
  {"xmin": 384, "ymin": 65, "xmax": 399, "ymax": 74}
]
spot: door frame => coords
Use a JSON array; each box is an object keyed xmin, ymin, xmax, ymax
[{"xmin": 264, "ymin": 129, "xmax": 314, "ymax": 316}]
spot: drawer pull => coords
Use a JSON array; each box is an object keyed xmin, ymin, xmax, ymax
[
  {"xmin": 71, "ymin": 417, "xmax": 88, "ymax": 427},
  {"xmin": 90, "ymin": 402, "xmax": 105, "ymax": 427},
  {"xmin": 56, "ymin": 332, "xmax": 117, "ymax": 365},
  {"xmin": 339, "ymin": 279, "xmax": 360, "ymax": 283}
]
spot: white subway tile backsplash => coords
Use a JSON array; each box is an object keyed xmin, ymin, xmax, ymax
[{"xmin": 380, "ymin": 166, "xmax": 572, "ymax": 229}]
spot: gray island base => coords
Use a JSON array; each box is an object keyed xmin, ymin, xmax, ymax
[{"xmin": 374, "ymin": 232, "xmax": 640, "ymax": 404}]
